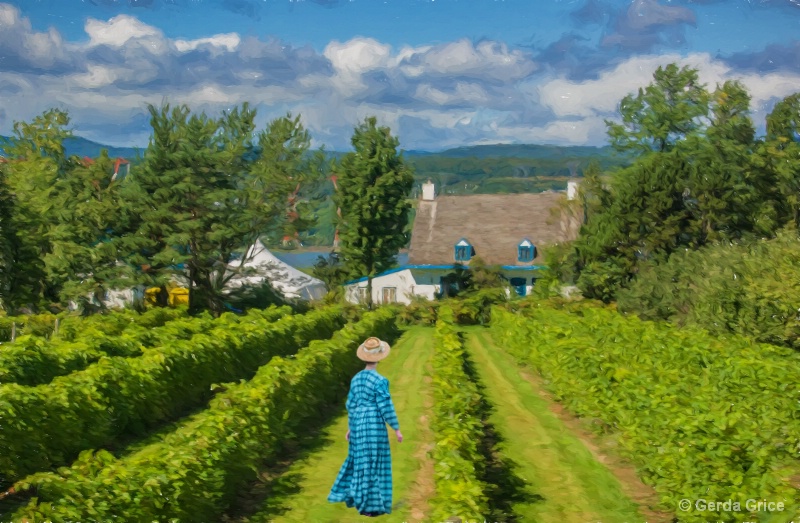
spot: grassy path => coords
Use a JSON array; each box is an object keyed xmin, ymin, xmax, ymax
[
  {"xmin": 463, "ymin": 327, "xmax": 650, "ymax": 523},
  {"xmin": 234, "ymin": 326, "xmax": 435, "ymax": 523}
]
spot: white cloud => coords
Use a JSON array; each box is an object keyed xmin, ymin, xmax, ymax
[
  {"xmin": 415, "ymin": 82, "xmax": 489, "ymax": 106},
  {"xmin": 0, "ymin": 3, "xmax": 17, "ymax": 26},
  {"xmin": 68, "ymin": 65, "xmax": 119, "ymax": 88},
  {"xmin": 0, "ymin": 3, "xmax": 69, "ymax": 69},
  {"xmin": 85, "ymin": 15, "xmax": 165, "ymax": 52},
  {"xmin": 394, "ymin": 39, "xmax": 536, "ymax": 83},
  {"xmin": 539, "ymin": 52, "xmax": 800, "ymax": 123},
  {"xmin": 1, "ymin": 3, "xmax": 799, "ymax": 152},
  {"xmin": 174, "ymin": 33, "xmax": 241, "ymax": 53},
  {"xmin": 323, "ymin": 37, "xmax": 392, "ymax": 97},
  {"xmin": 324, "ymin": 37, "xmax": 391, "ymax": 74}
]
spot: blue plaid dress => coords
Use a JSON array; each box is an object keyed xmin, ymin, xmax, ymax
[{"xmin": 328, "ymin": 369, "xmax": 400, "ymax": 515}]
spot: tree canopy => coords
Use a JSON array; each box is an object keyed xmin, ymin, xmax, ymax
[
  {"xmin": 334, "ymin": 116, "xmax": 415, "ymax": 308},
  {"xmin": 570, "ymin": 63, "xmax": 800, "ymax": 302},
  {"xmin": 0, "ymin": 105, "xmax": 323, "ymax": 315}
]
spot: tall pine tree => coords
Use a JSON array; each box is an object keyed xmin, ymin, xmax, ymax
[{"xmin": 118, "ymin": 104, "xmax": 316, "ymax": 315}]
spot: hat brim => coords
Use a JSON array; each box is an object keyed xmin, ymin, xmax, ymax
[{"xmin": 357, "ymin": 340, "xmax": 391, "ymax": 362}]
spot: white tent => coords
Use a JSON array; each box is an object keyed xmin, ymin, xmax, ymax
[{"xmin": 226, "ymin": 240, "xmax": 327, "ymax": 301}]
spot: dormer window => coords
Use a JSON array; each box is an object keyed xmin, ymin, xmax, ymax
[
  {"xmin": 454, "ymin": 238, "xmax": 473, "ymax": 262},
  {"xmin": 518, "ymin": 239, "xmax": 536, "ymax": 262}
]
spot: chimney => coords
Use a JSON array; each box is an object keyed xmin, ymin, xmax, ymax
[
  {"xmin": 567, "ymin": 180, "xmax": 579, "ymax": 201},
  {"xmin": 422, "ymin": 179, "xmax": 435, "ymax": 201}
]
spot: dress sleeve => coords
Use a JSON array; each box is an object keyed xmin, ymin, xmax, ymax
[{"xmin": 376, "ymin": 378, "xmax": 400, "ymax": 430}]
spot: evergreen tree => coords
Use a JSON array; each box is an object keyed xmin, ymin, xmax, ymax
[
  {"xmin": 48, "ymin": 150, "xmax": 129, "ymax": 309},
  {"xmin": 334, "ymin": 117, "xmax": 414, "ymax": 308},
  {"xmin": 119, "ymin": 104, "xmax": 316, "ymax": 315},
  {"xmin": 0, "ymin": 161, "xmax": 16, "ymax": 310},
  {"xmin": 1, "ymin": 109, "xmax": 74, "ymax": 310}
]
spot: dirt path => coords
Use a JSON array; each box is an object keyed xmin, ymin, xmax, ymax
[
  {"xmin": 235, "ymin": 326, "xmax": 436, "ymax": 523},
  {"xmin": 464, "ymin": 327, "xmax": 658, "ymax": 523}
]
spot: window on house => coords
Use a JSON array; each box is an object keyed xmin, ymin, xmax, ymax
[
  {"xmin": 454, "ymin": 238, "xmax": 473, "ymax": 262},
  {"xmin": 358, "ymin": 287, "xmax": 368, "ymax": 301},
  {"xmin": 518, "ymin": 239, "xmax": 536, "ymax": 262},
  {"xmin": 382, "ymin": 287, "xmax": 397, "ymax": 304}
]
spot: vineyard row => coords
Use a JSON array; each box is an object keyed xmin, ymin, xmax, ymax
[{"xmin": 9, "ymin": 308, "xmax": 401, "ymax": 523}]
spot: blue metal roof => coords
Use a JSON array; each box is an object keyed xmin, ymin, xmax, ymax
[{"xmin": 343, "ymin": 263, "xmax": 548, "ymax": 285}]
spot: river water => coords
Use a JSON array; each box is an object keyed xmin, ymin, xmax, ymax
[{"xmin": 272, "ymin": 250, "xmax": 409, "ymax": 269}]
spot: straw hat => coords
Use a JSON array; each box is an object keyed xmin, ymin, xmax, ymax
[{"xmin": 357, "ymin": 337, "xmax": 391, "ymax": 362}]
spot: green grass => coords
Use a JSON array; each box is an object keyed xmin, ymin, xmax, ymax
[
  {"xmin": 463, "ymin": 327, "xmax": 646, "ymax": 523},
  {"xmin": 233, "ymin": 326, "xmax": 435, "ymax": 523}
]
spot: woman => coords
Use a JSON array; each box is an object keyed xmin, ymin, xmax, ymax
[{"xmin": 328, "ymin": 336, "xmax": 404, "ymax": 517}]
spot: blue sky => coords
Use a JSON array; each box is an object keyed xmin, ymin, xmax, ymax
[{"xmin": 1, "ymin": 0, "xmax": 799, "ymax": 150}]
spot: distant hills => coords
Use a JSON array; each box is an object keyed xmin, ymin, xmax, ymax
[
  {"xmin": 405, "ymin": 143, "xmax": 618, "ymax": 160},
  {"xmin": 0, "ymin": 135, "xmax": 142, "ymax": 160},
  {"xmin": 63, "ymin": 137, "xmax": 143, "ymax": 160},
  {"xmin": 3, "ymin": 134, "xmax": 619, "ymax": 164}
]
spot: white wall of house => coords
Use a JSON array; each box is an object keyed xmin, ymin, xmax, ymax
[
  {"xmin": 344, "ymin": 269, "xmax": 441, "ymax": 305},
  {"xmin": 344, "ymin": 267, "xmax": 540, "ymax": 304},
  {"xmin": 67, "ymin": 287, "xmax": 144, "ymax": 311}
]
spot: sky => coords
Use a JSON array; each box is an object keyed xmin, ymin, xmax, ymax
[{"xmin": 0, "ymin": 0, "xmax": 799, "ymax": 151}]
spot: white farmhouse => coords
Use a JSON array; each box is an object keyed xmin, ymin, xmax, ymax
[{"xmin": 344, "ymin": 179, "xmax": 582, "ymax": 305}]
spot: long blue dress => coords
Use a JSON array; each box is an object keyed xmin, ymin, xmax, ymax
[{"xmin": 328, "ymin": 369, "xmax": 400, "ymax": 515}]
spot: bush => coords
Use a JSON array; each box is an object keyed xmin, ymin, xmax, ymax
[
  {"xmin": 396, "ymin": 295, "xmax": 439, "ymax": 326},
  {"xmin": 618, "ymin": 226, "xmax": 800, "ymax": 349}
]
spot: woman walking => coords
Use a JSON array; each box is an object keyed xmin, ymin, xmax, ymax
[{"xmin": 328, "ymin": 337, "xmax": 404, "ymax": 517}]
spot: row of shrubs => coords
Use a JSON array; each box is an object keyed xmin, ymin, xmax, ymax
[
  {"xmin": 0, "ymin": 306, "xmax": 188, "ymax": 343},
  {"xmin": 10, "ymin": 308, "xmax": 401, "ymax": 522},
  {"xmin": 429, "ymin": 304, "xmax": 492, "ymax": 521},
  {"xmin": 0, "ymin": 306, "xmax": 344, "ymax": 484}
]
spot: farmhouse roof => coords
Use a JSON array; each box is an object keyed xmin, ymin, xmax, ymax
[{"xmin": 407, "ymin": 191, "xmax": 581, "ymax": 266}]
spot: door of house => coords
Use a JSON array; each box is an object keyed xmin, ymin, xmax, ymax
[
  {"xmin": 382, "ymin": 287, "xmax": 397, "ymax": 303},
  {"xmin": 509, "ymin": 277, "xmax": 526, "ymax": 297}
]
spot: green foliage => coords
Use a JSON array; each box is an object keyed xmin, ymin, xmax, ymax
[
  {"xmin": 429, "ymin": 304, "xmax": 491, "ymax": 522},
  {"xmin": 0, "ymin": 312, "xmax": 60, "ymax": 341},
  {"xmin": 574, "ymin": 65, "xmax": 800, "ymax": 302},
  {"xmin": 606, "ymin": 63, "xmax": 709, "ymax": 156},
  {"xmin": 11, "ymin": 308, "xmax": 400, "ymax": 523},
  {"xmin": 396, "ymin": 295, "xmax": 440, "ymax": 326},
  {"xmin": 0, "ymin": 308, "xmax": 210, "ymax": 386},
  {"xmin": 311, "ymin": 250, "xmax": 349, "ymax": 290},
  {"xmin": 618, "ymin": 226, "xmax": 800, "ymax": 349},
  {"xmin": 0, "ymin": 109, "xmax": 75, "ymax": 311},
  {"xmin": 0, "ymin": 305, "xmax": 341, "ymax": 483},
  {"xmin": 758, "ymin": 93, "xmax": 800, "ymax": 225},
  {"xmin": 0, "ymin": 162, "xmax": 16, "ymax": 310},
  {"xmin": 460, "ymin": 256, "xmax": 508, "ymax": 293},
  {"xmin": 116, "ymin": 104, "xmax": 322, "ymax": 315},
  {"xmin": 491, "ymin": 305, "xmax": 800, "ymax": 522},
  {"xmin": 334, "ymin": 117, "xmax": 415, "ymax": 307},
  {"xmin": 529, "ymin": 242, "xmax": 579, "ymax": 299},
  {"xmin": 446, "ymin": 289, "xmax": 509, "ymax": 325}
]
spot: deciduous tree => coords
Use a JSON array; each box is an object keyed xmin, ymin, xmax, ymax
[
  {"xmin": 334, "ymin": 117, "xmax": 414, "ymax": 308},
  {"xmin": 606, "ymin": 63, "xmax": 709, "ymax": 156}
]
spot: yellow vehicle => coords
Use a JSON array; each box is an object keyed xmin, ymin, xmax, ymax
[{"xmin": 144, "ymin": 285, "xmax": 189, "ymax": 307}]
